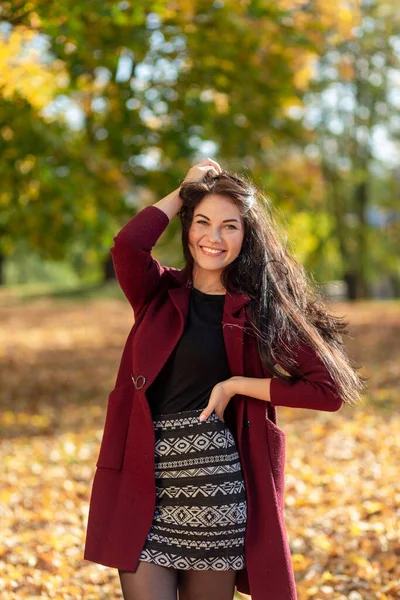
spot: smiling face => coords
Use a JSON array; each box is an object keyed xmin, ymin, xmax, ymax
[{"xmin": 188, "ymin": 194, "xmax": 244, "ymax": 287}]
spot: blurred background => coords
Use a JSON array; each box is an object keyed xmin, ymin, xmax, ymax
[
  {"xmin": 1, "ymin": 0, "xmax": 399, "ymax": 300},
  {"xmin": 0, "ymin": 1, "xmax": 399, "ymax": 599}
]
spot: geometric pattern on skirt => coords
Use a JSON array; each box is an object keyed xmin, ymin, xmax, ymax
[{"xmin": 138, "ymin": 408, "xmax": 247, "ymax": 570}]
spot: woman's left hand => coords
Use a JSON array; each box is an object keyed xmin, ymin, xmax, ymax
[{"xmin": 199, "ymin": 378, "xmax": 237, "ymax": 423}]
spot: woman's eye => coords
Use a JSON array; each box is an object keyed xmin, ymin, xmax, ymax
[{"xmin": 196, "ymin": 220, "xmax": 237, "ymax": 230}]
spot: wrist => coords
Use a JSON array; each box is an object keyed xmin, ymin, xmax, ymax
[{"xmin": 225, "ymin": 376, "xmax": 244, "ymax": 397}]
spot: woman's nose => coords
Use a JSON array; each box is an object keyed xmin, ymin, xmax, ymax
[{"xmin": 208, "ymin": 228, "xmax": 222, "ymax": 242}]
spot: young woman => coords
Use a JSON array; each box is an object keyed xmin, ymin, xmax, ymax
[{"xmin": 84, "ymin": 159, "xmax": 363, "ymax": 600}]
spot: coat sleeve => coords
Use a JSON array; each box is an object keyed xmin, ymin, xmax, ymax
[
  {"xmin": 269, "ymin": 340, "xmax": 343, "ymax": 412},
  {"xmin": 110, "ymin": 204, "xmax": 177, "ymax": 314}
]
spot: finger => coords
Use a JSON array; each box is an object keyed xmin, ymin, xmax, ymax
[
  {"xmin": 200, "ymin": 165, "xmax": 219, "ymax": 177},
  {"xmin": 208, "ymin": 160, "xmax": 222, "ymax": 173},
  {"xmin": 199, "ymin": 406, "xmax": 212, "ymax": 422},
  {"xmin": 202, "ymin": 158, "xmax": 222, "ymax": 173}
]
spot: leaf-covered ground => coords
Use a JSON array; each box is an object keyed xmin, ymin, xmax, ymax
[{"xmin": 0, "ymin": 296, "xmax": 399, "ymax": 599}]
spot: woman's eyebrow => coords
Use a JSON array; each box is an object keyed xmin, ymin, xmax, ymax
[{"xmin": 194, "ymin": 213, "xmax": 240, "ymax": 223}]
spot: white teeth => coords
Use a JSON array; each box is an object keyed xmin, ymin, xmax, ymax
[{"xmin": 201, "ymin": 247, "xmax": 224, "ymax": 254}]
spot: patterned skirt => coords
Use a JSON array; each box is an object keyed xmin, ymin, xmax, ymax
[{"xmin": 138, "ymin": 408, "xmax": 247, "ymax": 570}]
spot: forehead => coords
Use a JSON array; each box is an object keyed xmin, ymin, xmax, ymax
[{"xmin": 194, "ymin": 194, "xmax": 242, "ymax": 220}]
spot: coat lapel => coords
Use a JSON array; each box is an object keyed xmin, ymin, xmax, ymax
[
  {"xmin": 222, "ymin": 290, "xmax": 251, "ymax": 433},
  {"xmin": 132, "ymin": 274, "xmax": 251, "ymax": 433},
  {"xmin": 168, "ymin": 284, "xmax": 251, "ymax": 430},
  {"xmin": 167, "ymin": 285, "xmax": 191, "ymax": 326},
  {"xmin": 131, "ymin": 285, "xmax": 191, "ymax": 392},
  {"xmin": 167, "ymin": 284, "xmax": 251, "ymax": 379},
  {"xmin": 222, "ymin": 289, "xmax": 251, "ymax": 376}
]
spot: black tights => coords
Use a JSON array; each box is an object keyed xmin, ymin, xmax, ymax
[{"xmin": 118, "ymin": 561, "xmax": 237, "ymax": 600}]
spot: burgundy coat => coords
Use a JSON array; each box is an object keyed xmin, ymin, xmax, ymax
[{"xmin": 83, "ymin": 205, "xmax": 343, "ymax": 599}]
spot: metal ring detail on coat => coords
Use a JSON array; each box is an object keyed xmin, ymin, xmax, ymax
[{"xmin": 131, "ymin": 374, "xmax": 146, "ymax": 390}]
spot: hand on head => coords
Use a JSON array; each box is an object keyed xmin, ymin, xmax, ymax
[{"xmin": 182, "ymin": 158, "xmax": 222, "ymax": 184}]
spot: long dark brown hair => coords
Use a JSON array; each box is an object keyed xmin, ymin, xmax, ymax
[{"xmin": 178, "ymin": 170, "xmax": 364, "ymax": 406}]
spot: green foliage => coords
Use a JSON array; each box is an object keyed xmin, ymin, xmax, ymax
[
  {"xmin": 303, "ymin": 0, "xmax": 400, "ymax": 296},
  {"xmin": 0, "ymin": 0, "xmax": 398, "ymax": 296}
]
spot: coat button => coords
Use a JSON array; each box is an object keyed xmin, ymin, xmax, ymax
[{"xmin": 244, "ymin": 420, "xmax": 251, "ymax": 427}]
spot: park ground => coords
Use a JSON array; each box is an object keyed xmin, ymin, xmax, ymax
[{"xmin": 0, "ymin": 288, "xmax": 399, "ymax": 599}]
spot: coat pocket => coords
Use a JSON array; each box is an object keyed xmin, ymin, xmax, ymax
[
  {"xmin": 96, "ymin": 383, "xmax": 134, "ymax": 471},
  {"xmin": 265, "ymin": 417, "xmax": 286, "ymax": 510}
]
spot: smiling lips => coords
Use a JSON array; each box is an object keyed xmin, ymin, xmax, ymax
[{"xmin": 200, "ymin": 246, "xmax": 226, "ymax": 256}]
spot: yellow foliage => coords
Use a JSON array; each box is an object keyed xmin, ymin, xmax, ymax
[
  {"xmin": 314, "ymin": 0, "xmax": 361, "ymax": 34},
  {"xmin": 0, "ymin": 298, "xmax": 399, "ymax": 598},
  {"xmin": 293, "ymin": 52, "xmax": 318, "ymax": 91},
  {"xmin": 339, "ymin": 55, "xmax": 355, "ymax": 80},
  {"xmin": 165, "ymin": 0, "xmax": 196, "ymax": 21},
  {"xmin": 286, "ymin": 211, "xmax": 331, "ymax": 264},
  {"xmin": 274, "ymin": 0, "xmax": 310, "ymax": 10},
  {"xmin": 292, "ymin": 553, "xmax": 313, "ymax": 570},
  {"xmin": 1, "ymin": 125, "xmax": 14, "ymax": 140},
  {"xmin": 16, "ymin": 155, "xmax": 36, "ymax": 175},
  {"xmin": 214, "ymin": 92, "xmax": 230, "ymax": 114},
  {"xmin": 0, "ymin": 26, "xmax": 68, "ymax": 109},
  {"xmin": 312, "ymin": 534, "xmax": 334, "ymax": 553}
]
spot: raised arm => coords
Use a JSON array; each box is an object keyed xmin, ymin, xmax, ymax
[
  {"xmin": 110, "ymin": 187, "xmax": 182, "ymax": 314},
  {"xmin": 110, "ymin": 158, "xmax": 223, "ymax": 315}
]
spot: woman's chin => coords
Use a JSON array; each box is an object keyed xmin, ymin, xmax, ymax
[
  {"xmin": 192, "ymin": 255, "xmax": 223, "ymax": 268},
  {"xmin": 195, "ymin": 262, "xmax": 224, "ymax": 272}
]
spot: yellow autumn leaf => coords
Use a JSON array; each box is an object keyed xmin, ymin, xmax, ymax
[
  {"xmin": 0, "ymin": 26, "xmax": 68, "ymax": 109},
  {"xmin": 312, "ymin": 535, "xmax": 333, "ymax": 552}
]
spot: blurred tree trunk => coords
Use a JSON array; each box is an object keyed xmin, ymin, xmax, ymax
[
  {"xmin": 0, "ymin": 251, "xmax": 4, "ymax": 286},
  {"xmin": 354, "ymin": 179, "xmax": 369, "ymax": 298},
  {"xmin": 103, "ymin": 253, "xmax": 116, "ymax": 282}
]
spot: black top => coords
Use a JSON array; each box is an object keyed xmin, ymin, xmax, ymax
[{"xmin": 146, "ymin": 287, "xmax": 232, "ymax": 417}]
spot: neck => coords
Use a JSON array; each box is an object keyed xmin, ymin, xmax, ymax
[{"xmin": 191, "ymin": 265, "xmax": 226, "ymax": 294}]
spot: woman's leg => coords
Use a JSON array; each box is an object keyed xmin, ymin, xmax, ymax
[
  {"xmin": 177, "ymin": 569, "xmax": 237, "ymax": 600},
  {"xmin": 118, "ymin": 560, "xmax": 178, "ymax": 600}
]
